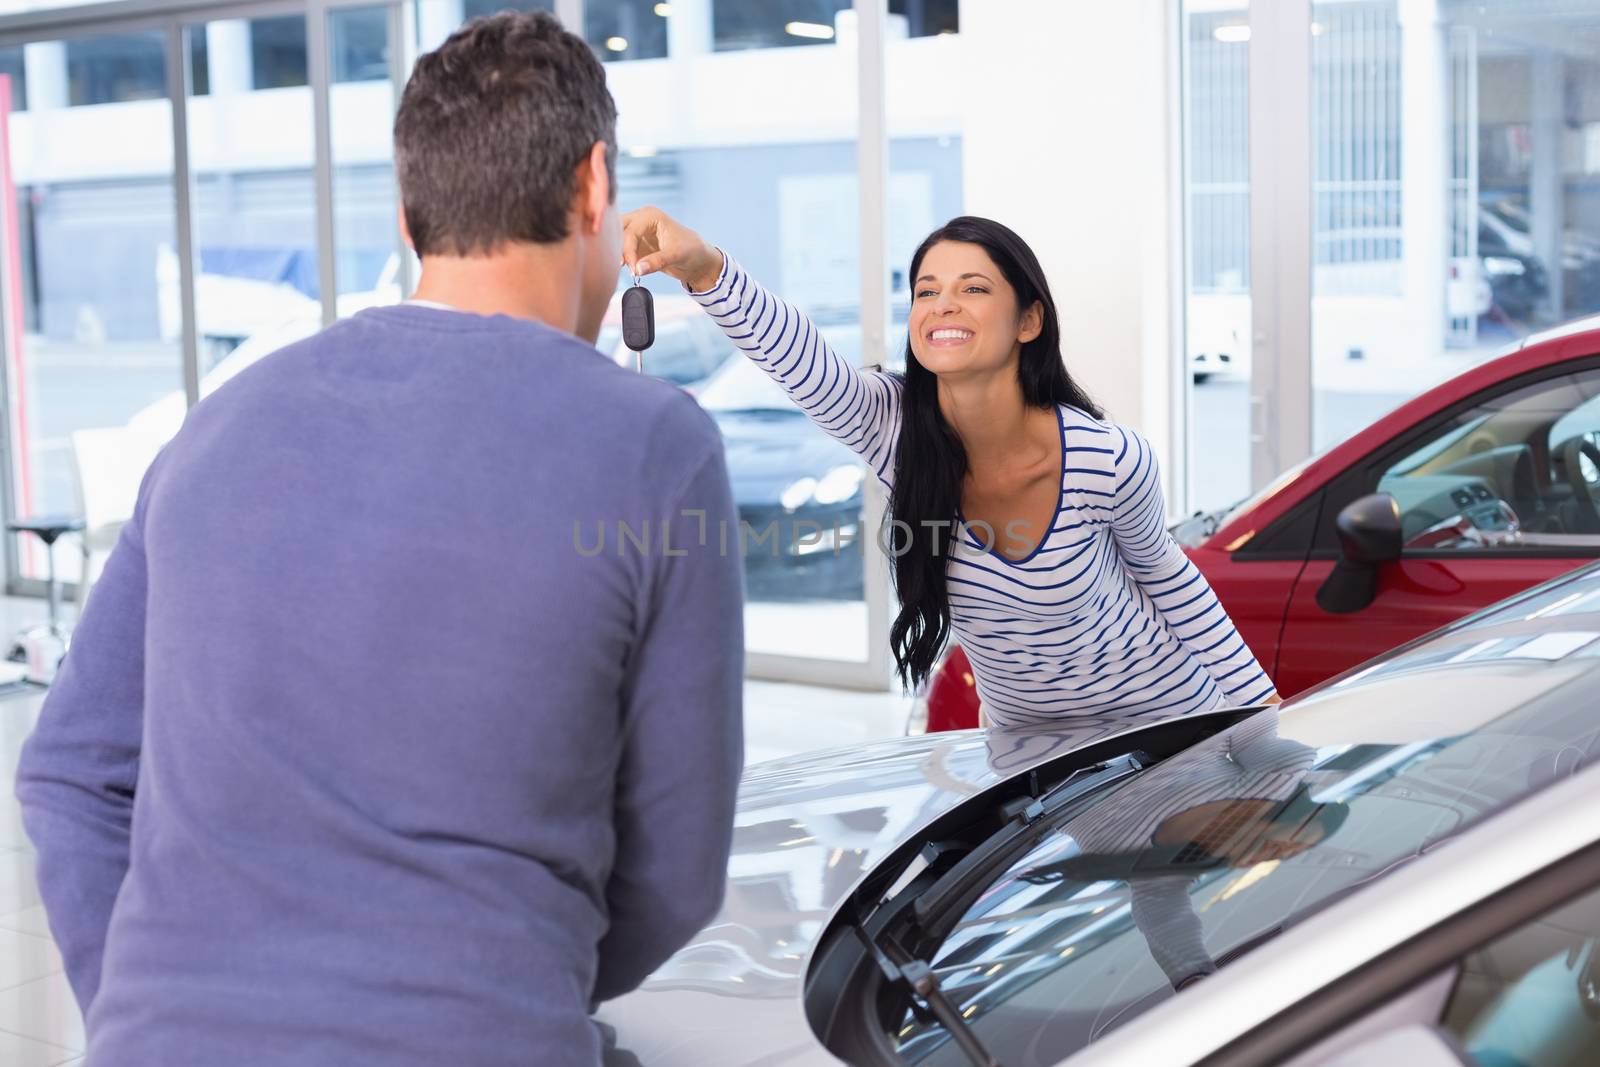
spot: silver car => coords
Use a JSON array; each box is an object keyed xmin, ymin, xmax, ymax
[{"xmin": 599, "ymin": 562, "xmax": 1600, "ymax": 1067}]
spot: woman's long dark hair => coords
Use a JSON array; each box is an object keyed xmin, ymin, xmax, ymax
[{"xmin": 888, "ymin": 217, "xmax": 1102, "ymax": 692}]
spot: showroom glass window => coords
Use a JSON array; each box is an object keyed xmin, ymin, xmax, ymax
[
  {"xmin": 182, "ymin": 16, "xmax": 321, "ymax": 395},
  {"xmin": 0, "ymin": 49, "xmax": 25, "ymax": 110},
  {"xmin": 66, "ymin": 34, "xmax": 165, "ymax": 104},
  {"xmin": 602, "ymin": 0, "xmax": 887, "ymax": 664},
  {"xmin": 712, "ymin": 1, "xmax": 955, "ymax": 52},
  {"xmin": 1183, "ymin": 0, "xmax": 1254, "ymax": 514},
  {"xmin": 325, "ymin": 0, "xmax": 554, "ymax": 310},
  {"xmin": 1310, "ymin": 1, "xmax": 1600, "ymax": 451},
  {"xmin": 585, "ymin": 0, "xmax": 667, "ymax": 61},
  {"xmin": 4, "ymin": 32, "xmax": 183, "ymax": 587}
]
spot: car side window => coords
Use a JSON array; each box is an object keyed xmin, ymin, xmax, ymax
[
  {"xmin": 1374, "ymin": 367, "xmax": 1600, "ymax": 554},
  {"xmin": 1435, "ymin": 879, "xmax": 1600, "ymax": 1065}
]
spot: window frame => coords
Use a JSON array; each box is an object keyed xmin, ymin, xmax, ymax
[
  {"xmin": 1204, "ymin": 837, "xmax": 1600, "ymax": 1067},
  {"xmin": 0, "ymin": 0, "xmax": 905, "ymax": 689}
]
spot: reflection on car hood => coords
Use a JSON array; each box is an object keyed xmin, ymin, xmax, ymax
[
  {"xmin": 595, "ymin": 713, "xmax": 1188, "ymax": 1066},
  {"xmin": 713, "ymin": 411, "xmax": 860, "ymax": 506},
  {"xmin": 598, "ymin": 562, "xmax": 1600, "ymax": 1065}
]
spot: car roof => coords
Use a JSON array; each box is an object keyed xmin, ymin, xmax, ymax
[{"xmin": 1523, "ymin": 313, "xmax": 1600, "ymax": 349}]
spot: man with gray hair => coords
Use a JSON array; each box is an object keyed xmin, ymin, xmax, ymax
[{"xmin": 17, "ymin": 12, "xmax": 743, "ymax": 1065}]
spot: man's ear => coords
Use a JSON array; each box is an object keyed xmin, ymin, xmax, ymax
[
  {"xmin": 1019, "ymin": 300, "xmax": 1044, "ymax": 345},
  {"xmin": 577, "ymin": 141, "xmax": 612, "ymax": 236}
]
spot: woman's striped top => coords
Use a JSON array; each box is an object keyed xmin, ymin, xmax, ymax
[{"xmin": 688, "ymin": 254, "xmax": 1276, "ymax": 726}]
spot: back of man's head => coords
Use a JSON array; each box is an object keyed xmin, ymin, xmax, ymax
[{"xmin": 394, "ymin": 11, "xmax": 617, "ymax": 257}]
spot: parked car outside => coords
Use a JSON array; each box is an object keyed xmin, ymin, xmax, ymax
[
  {"xmin": 922, "ymin": 314, "xmax": 1600, "ymax": 731},
  {"xmin": 598, "ymin": 562, "xmax": 1600, "ymax": 1067},
  {"xmin": 696, "ymin": 356, "xmax": 865, "ymax": 601},
  {"xmin": 1481, "ymin": 195, "xmax": 1600, "ymax": 319},
  {"xmin": 608, "ymin": 301, "xmax": 911, "ymax": 601},
  {"xmin": 1478, "ymin": 219, "xmax": 1551, "ymax": 325}
]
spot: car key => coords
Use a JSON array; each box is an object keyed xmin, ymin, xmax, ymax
[{"xmin": 622, "ymin": 275, "xmax": 654, "ymax": 372}]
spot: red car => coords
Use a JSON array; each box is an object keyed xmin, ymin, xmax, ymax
[{"xmin": 918, "ymin": 316, "xmax": 1600, "ymax": 732}]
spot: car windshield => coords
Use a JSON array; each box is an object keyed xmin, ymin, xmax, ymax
[{"xmin": 884, "ymin": 661, "xmax": 1600, "ymax": 1066}]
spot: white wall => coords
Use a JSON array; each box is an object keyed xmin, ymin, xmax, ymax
[{"xmin": 957, "ymin": 0, "xmax": 1180, "ymax": 477}]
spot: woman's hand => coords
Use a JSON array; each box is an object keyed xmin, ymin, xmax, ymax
[{"xmin": 622, "ymin": 206, "xmax": 724, "ymax": 292}]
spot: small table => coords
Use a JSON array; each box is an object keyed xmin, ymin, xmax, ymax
[{"xmin": 8, "ymin": 515, "xmax": 86, "ymax": 684}]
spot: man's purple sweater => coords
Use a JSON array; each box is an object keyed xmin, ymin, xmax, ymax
[{"xmin": 16, "ymin": 304, "xmax": 745, "ymax": 1066}]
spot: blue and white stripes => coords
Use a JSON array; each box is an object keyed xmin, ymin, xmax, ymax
[{"xmin": 690, "ymin": 254, "xmax": 1276, "ymax": 726}]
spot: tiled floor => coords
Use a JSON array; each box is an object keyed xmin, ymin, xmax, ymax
[
  {"xmin": 0, "ymin": 594, "xmax": 911, "ymax": 1058},
  {"xmin": 0, "ymin": 686, "xmax": 81, "ymax": 1065}
]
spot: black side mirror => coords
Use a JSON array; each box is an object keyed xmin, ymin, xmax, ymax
[{"xmin": 1316, "ymin": 493, "xmax": 1402, "ymax": 614}]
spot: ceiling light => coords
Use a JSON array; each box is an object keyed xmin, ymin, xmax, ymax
[
  {"xmin": 1213, "ymin": 24, "xmax": 1250, "ymax": 44},
  {"xmin": 1311, "ymin": 21, "xmax": 1326, "ymax": 35},
  {"xmin": 605, "ymin": 36, "xmax": 628, "ymax": 52},
  {"xmin": 654, "ymin": 2, "xmax": 671, "ymax": 15},
  {"xmin": 785, "ymin": 21, "xmax": 835, "ymax": 40},
  {"xmin": 628, "ymin": 145, "xmax": 658, "ymax": 158}
]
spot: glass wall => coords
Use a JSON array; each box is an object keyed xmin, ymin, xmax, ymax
[
  {"xmin": 182, "ymin": 15, "xmax": 320, "ymax": 406},
  {"xmin": 606, "ymin": 20, "xmax": 873, "ymax": 662},
  {"xmin": 585, "ymin": 0, "xmax": 667, "ymax": 60},
  {"xmin": 1183, "ymin": 0, "xmax": 1253, "ymax": 514},
  {"xmin": 0, "ymin": 0, "xmax": 972, "ymax": 682},
  {"xmin": 330, "ymin": 4, "xmax": 405, "ymax": 310},
  {"xmin": 6, "ymin": 32, "xmax": 183, "ymax": 586},
  {"xmin": 1310, "ymin": 0, "xmax": 1600, "ymax": 451},
  {"xmin": 712, "ymin": 0, "xmax": 956, "ymax": 53}
]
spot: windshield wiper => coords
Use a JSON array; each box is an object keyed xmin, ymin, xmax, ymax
[
  {"xmin": 844, "ymin": 754, "xmax": 1149, "ymax": 1067},
  {"xmin": 911, "ymin": 753, "xmax": 1147, "ymax": 932},
  {"xmin": 855, "ymin": 922, "xmax": 1000, "ymax": 1067}
]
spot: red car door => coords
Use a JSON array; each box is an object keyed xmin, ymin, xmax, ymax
[
  {"xmin": 1275, "ymin": 555, "xmax": 1582, "ymax": 695},
  {"xmin": 1275, "ymin": 355, "xmax": 1600, "ymax": 695},
  {"xmin": 1181, "ymin": 544, "xmax": 1307, "ymax": 681}
]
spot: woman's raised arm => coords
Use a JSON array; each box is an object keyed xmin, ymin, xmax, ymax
[{"xmin": 623, "ymin": 206, "xmax": 902, "ymax": 483}]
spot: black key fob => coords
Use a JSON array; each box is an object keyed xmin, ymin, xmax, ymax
[{"xmin": 622, "ymin": 283, "xmax": 654, "ymax": 353}]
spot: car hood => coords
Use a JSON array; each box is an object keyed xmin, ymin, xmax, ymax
[
  {"xmin": 713, "ymin": 410, "xmax": 861, "ymax": 506},
  {"xmin": 594, "ymin": 711, "xmax": 1220, "ymax": 1066}
]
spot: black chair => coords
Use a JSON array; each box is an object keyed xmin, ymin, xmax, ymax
[{"xmin": 8, "ymin": 515, "xmax": 86, "ymax": 682}]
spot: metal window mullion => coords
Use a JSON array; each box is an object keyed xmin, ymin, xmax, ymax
[
  {"xmin": 166, "ymin": 21, "xmax": 200, "ymax": 407},
  {"xmin": 0, "ymin": 0, "xmax": 403, "ymax": 43},
  {"xmin": 854, "ymin": 0, "xmax": 891, "ymax": 691},
  {"xmin": 0, "ymin": 75, "xmax": 22, "ymax": 591},
  {"xmin": 308, "ymin": 0, "xmax": 336, "ymax": 326},
  {"xmin": 1167, "ymin": 1, "xmax": 1189, "ymax": 517},
  {"xmin": 1247, "ymin": 0, "xmax": 1313, "ymax": 490},
  {"xmin": 388, "ymin": 0, "xmax": 414, "ymax": 299}
]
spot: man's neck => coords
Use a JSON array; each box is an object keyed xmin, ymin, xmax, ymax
[{"xmin": 410, "ymin": 241, "xmax": 586, "ymax": 336}]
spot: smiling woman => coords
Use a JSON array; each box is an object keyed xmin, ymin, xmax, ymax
[{"xmin": 623, "ymin": 207, "xmax": 1281, "ymax": 722}]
